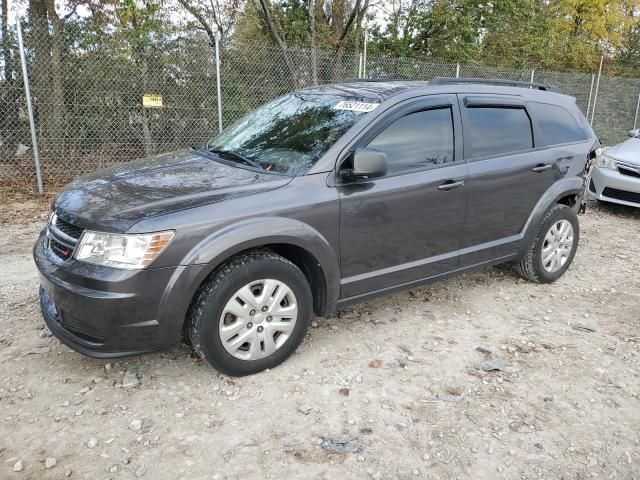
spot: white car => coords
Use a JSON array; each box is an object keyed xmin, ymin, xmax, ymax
[{"xmin": 589, "ymin": 130, "xmax": 640, "ymax": 207}]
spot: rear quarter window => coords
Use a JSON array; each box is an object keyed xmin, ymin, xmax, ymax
[{"xmin": 529, "ymin": 102, "xmax": 587, "ymax": 145}]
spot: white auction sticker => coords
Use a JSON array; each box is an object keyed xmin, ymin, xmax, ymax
[{"xmin": 334, "ymin": 101, "xmax": 379, "ymax": 113}]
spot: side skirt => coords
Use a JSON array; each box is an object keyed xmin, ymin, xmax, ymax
[{"xmin": 332, "ymin": 253, "xmax": 520, "ymax": 313}]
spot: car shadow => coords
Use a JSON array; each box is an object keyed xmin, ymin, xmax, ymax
[{"xmin": 588, "ymin": 198, "xmax": 640, "ymax": 220}]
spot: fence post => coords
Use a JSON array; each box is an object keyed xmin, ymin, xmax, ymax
[
  {"xmin": 358, "ymin": 53, "xmax": 363, "ymax": 78},
  {"xmin": 455, "ymin": 64, "xmax": 460, "ymax": 78},
  {"xmin": 16, "ymin": 18, "xmax": 43, "ymax": 195},
  {"xmin": 214, "ymin": 32, "xmax": 223, "ymax": 134},
  {"xmin": 586, "ymin": 73, "xmax": 595, "ymax": 120},
  {"xmin": 634, "ymin": 89, "xmax": 640, "ymax": 130},
  {"xmin": 590, "ymin": 56, "xmax": 604, "ymax": 126},
  {"xmin": 362, "ymin": 21, "xmax": 368, "ymax": 78},
  {"xmin": 530, "ymin": 69, "xmax": 535, "ymax": 83}
]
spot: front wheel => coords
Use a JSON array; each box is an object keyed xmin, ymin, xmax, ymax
[
  {"xmin": 516, "ymin": 204, "xmax": 579, "ymax": 283},
  {"xmin": 188, "ymin": 251, "xmax": 313, "ymax": 376}
]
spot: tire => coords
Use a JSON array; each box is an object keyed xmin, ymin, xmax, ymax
[
  {"xmin": 188, "ymin": 251, "xmax": 313, "ymax": 376},
  {"xmin": 516, "ymin": 204, "xmax": 579, "ymax": 283}
]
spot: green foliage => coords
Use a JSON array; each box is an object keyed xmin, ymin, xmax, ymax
[{"xmin": 366, "ymin": 0, "xmax": 640, "ymax": 74}]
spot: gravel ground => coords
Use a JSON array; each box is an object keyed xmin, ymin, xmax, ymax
[{"xmin": 0, "ymin": 199, "xmax": 639, "ymax": 480}]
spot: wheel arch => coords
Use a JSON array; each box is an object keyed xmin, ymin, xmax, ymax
[
  {"xmin": 179, "ymin": 217, "xmax": 339, "ymax": 317},
  {"xmin": 521, "ymin": 178, "xmax": 583, "ymax": 248}
]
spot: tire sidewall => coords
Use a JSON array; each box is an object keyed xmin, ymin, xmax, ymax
[
  {"xmin": 533, "ymin": 206, "xmax": 580, "ymax": 282},
  {"xmin": 195, "ymin": 257, "xmax": 313, "ymax": 376}
]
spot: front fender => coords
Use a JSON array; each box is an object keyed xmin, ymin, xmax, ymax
[
  {"xmin": 521, "ymin": 177, "xmax": 583, "ymax": 247},
  {"xmin": 181, "ymin": 217, "xmax": 341, "ymax": 311}
]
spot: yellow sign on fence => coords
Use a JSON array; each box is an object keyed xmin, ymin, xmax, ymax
[{"xmin": 142, "ymin": 94, "xmax": 163, "ymax": 108}]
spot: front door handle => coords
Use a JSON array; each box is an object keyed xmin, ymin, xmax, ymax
[
  {"xmin": 532, "ymin": 164, "xmax": 552, "ymax": 173},
  {"xmin": 437, "ymin": 179, "xmax": 465, "ymax": 191}
]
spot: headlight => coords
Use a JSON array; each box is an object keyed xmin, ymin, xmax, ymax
[
  {"xmin": 595, "ymin": 154, "xmax": 617, "ymax": 171},
  {"xmin": 74, "ymin": 230, "xmax": 175, "ymax": 269}
]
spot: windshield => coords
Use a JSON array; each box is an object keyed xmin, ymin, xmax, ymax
[{"xmin": 207, "ymin": 93, "xmax": 375, "ymax": 175}]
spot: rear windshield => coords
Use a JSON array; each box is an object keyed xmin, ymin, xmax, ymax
[{"xmin": 208, "ymin": 93, "xmax": 375, "ymax": 175}]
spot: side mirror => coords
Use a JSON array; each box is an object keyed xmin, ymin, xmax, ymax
[
  {"xmin": 340, "ymin": 148, "xmax": 388, "ymax": 180},
  {"xmin": 628, "ymin": 129, "xmax": 639, "ymax": 138}
]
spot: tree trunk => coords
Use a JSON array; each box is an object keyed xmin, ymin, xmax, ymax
[
  {"xmin": 353, "ymin": 0, "xmax": 369, "ymax": 57},
  {"xmin": 331, "ymin": 0, "xmax": 345, "ymax": 43},
  {"xmin": 1, "ymin": 0, "xmax": 19, "ymax": 151},
  {"xmin": 44, "ymin": 0, "xmax": 65, "ymax": 147},
  {"xmin": 2, "ymin": 0, "xmax": 10, "ymax": 82},
  {"xmin": 29, "ymin": 0, "xmax": 51, "ymax": 143},
  {"xmin": 141, "ymin": 103, "xmax": 153, "ymax": 157},
  {"xmin": 256, "ymin": 0, "xmax": 299, "ymax": 86},
  {"xmin": 331, "ymin": 0, "xmax": 361, "ymax": 81},
  {"xmin": 307, "ymin": 0, "xmax": 318, "ymax": 85}
]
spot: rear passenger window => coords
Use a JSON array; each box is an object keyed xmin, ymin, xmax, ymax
[
  {"xmin": 529, "ymin": 102, "xmax": 587, "ymax": 145},
  {"xmin": 367, "ymin": 108, "xmax": 454, "ymax": 174},
  {"xmin": 466, "ymin": 107, "xmax": 533, "ymax": 158}
]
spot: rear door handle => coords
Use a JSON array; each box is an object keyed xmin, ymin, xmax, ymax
[
  {"xmin": 532, "ymin": 164, "xmax": 552, "ymax": 173},
  {"xmin": 437, "ymin": 179, "xmax": 465, "ymax": 191}
]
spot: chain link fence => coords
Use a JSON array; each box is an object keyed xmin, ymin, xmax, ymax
[{"xmin": 1, "ymin": 18, "xmax": 639, "ymax": 194}]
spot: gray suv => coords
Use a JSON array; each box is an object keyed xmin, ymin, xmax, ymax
[{"xmin": 34, "ymin": 78, "xmax": 599, "ymax": 376}]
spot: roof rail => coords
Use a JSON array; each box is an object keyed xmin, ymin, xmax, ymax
[
  {"xmin": 430, "ymin": 77, "xmax": 562, "ymax": 93},
  {"xmin": 342, "ymin": 77, "xmax": 418, "ymax": 83}
]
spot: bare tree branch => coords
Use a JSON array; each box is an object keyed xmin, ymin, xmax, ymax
[
  {"xmin": 177, "ymin": 0, "xmax": 217, "ymax": 46},
  {"xmin": 255, "ymin": 0, "xmax": 299, "ymax": 84}
]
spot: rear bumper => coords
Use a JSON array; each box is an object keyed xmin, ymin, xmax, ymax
[
  {"xmin": 34, "ymin": 232, "xmax": 209, "ymax": 358},
  {"xmin": 589, "ymin": 165, "xmax": 640, "ymax": 207}
]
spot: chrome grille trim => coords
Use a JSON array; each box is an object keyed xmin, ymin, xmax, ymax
[
  {"xmin": 616, "ymin": 160, "xmax": 640, "ymax": 173},
  {"xmin": 48, "ymin": 224, "xmax": 78, "ymax": 248},
  {"xmin": 46, "ymin": 212, "xmax": 84, "ymax": 261}
]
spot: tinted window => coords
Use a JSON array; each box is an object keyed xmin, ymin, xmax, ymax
[
  {"xmin": 466, "ymin": 107, "xmax": 533, "ymax": 157},
  {"xmin": 367, "ymin": 108, "xmax": 454, "ymax": 173},
  {"xmin": 529, "ymin": 102, "xmax": 587, "ymax": 145}
]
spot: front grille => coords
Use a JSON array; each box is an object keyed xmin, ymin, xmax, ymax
[
  {"xmin": 616, "ymin": 160, "xmax": 640, "ymax": 178},
  {"xmin": 54, "ymin": 218, "xmax": 84, "ymax": 240},
  {"xmin": 618, "ymin": 167, "xmax": 640, "ymax": 178},
  {"xmin": 49, "ymin": 238, "xmax": 74, "ymax": 260},
  {"xmin": 602, "ymin": 187, "xmax": 640, "ymax": 205},
  {"xmin": 47, "ymin": 213, "xmax": 84, "ymax": 261}
]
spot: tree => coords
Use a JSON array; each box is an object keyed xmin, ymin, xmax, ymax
[
  {"xmin": 176, "ymin": 0, "xmax": 246, "ymax": 44},
  {"xmin": 546, "ymin": 0, "xmax": 640, "ymax": 70},
  {"xmin": 1, "ymin": 0, "xmax": 21, "ymax": 156}
]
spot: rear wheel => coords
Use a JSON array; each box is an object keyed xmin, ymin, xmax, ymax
[
  {"xmin": 516, "ymin": 204, "xmax": 579, "ymax": 283},
  {"xmin": 188, "ymin": 251, "xmax": 313, "ymax": 376}
]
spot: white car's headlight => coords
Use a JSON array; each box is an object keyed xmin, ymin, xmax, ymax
[
  {"xmin": 74, "ymin": 230, "xmax": 175, "ymax": 269},
  {"xmin": 595, "ymin": 154, "xmax": 617, "ymax": 171}
]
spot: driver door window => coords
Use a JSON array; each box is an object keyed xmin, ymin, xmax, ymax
[{"xmin": 366, "ymin": 108, "xmax": 455, "ymax": 174}]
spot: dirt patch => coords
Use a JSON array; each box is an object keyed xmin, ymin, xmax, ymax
[{"xmin": 0, "ymin": 200, "xmax": 639, "ymax": 479}]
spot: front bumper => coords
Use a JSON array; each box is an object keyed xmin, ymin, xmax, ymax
[
  {"xmin": 588, "ymin": 165, "xmax": 640, "ymax": 207},
  {"xmin": 34, "ymin": 231, "xmax": 209, "ymax": 358}
]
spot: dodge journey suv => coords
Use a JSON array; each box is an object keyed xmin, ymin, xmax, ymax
[{"xmin": 35, "ymin": 78, "xmax": 599, "ymax": 376}]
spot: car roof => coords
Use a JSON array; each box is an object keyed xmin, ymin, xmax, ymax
[
  {"xmin": 298, "ymin": 79, "xmax": 573, "ymax": 104},
  {"xmin": 298, "ymin": 80, "xmax": 430, "ymax": 101}
]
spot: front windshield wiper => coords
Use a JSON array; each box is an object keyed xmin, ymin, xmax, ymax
[{"xmin": 205, "ymin": 147, "xmax": 264, "ymax": 170}]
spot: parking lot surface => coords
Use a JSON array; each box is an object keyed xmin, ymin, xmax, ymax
[{"xmin": 1, "ymin": 199, "xmax": 639, "ymax": 479}]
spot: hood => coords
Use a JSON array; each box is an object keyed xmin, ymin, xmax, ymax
[
  {"xmin": 606, "ymin": 137, "xmax": 640, "ymax": 165},
  {"xmin": 53, "ymin": 150, "xmax": 292, "ymax": 232}
]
